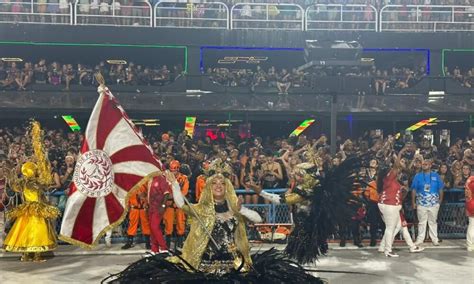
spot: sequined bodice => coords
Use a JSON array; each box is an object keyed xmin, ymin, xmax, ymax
[{"xmin": 199, "ymin": 211, "xmax": 238, "ymax": 274}]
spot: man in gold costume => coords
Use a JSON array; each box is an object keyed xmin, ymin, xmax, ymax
[{"xmin": 3, "ymin": 121, "xmax": 59, "ymax": 262}]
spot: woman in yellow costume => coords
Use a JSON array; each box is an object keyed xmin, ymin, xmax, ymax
[
  {"xmin": 105, "ymin": 159, "xmax": 324, "ymax": 283},
  {"xmin": 3, "ymin": 121, "xmax": 59, "ymax": 262}
]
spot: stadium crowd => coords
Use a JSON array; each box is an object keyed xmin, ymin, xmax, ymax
[
  {"xmin": 0, "ymin": 60, "xmax": 184, "ymax": 91},
  {"xmin": 207, "ymin": 65, "xmax": 428, "ymax": 95},
  {"xmin": 445, "ymin": 66, "xmax": 474, "ymax": 88},
  {"xmin": 0, "ymin": 123, "xmax": 471, "ymax": 247}
]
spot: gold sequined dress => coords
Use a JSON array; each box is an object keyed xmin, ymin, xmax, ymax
[{"xmin": 3, "ymin": 179, "xmax": 59, "ymax": 252}]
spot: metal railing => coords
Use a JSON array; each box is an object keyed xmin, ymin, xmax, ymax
[
  {"xmin": 380, "ymin": 5, "xmax": 474, "ymax": 32},
  {"xmin": 154, "ymin": 1, "xmax": 228, "ymax": 29},
  {"xmin": 306, "ymin": 4, "xmax": 378, "ymax": 32},
  {"xmin": 0, "ymin": 0, "xmax": 73, "ymax": 25},
  {"xmin": 35, "ymin": 187, "xmax": 470, "ymax": 242},
  {"xmin": 75, "ymin": 0, "xmax": 152, "ymax": 27},
  {"xmin": 0, "ymin": 2, "xmax": 473, "ymax": 32},
  {"xmin": 230, "ymin": 2, "xmax": 304, "ymax": 31}
]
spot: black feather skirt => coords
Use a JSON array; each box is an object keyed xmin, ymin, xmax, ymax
[
  {"xmin": 102, "ymin": 248, "xmax": 324, "ymax": 284},
  {"xmin": 285, "ymin": 212, "xmax": 328, "ymax": 264}
]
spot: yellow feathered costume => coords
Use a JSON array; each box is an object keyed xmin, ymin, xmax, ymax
[{"xmin": 3, "ymin": 121, "xmax": 59, "ymax": 255}]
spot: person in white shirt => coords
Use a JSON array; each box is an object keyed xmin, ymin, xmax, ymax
[
  {"xmin": 100, "ymin": 0, "xmax": 110, "ymax": 24},
  {"xmin": 112, "ymin": 0, "xmax": 121, "ymax": 25}
]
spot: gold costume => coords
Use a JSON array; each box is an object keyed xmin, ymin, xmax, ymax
[
  {"xmin": 168, "ymin": 175, "xmax": 252, "ymax": 272},
  {"xmin": 3, "ymin": 122, "xmax": 59, "ymax": 255}
]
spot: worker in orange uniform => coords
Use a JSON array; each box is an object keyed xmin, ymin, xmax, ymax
[
  {"xmin": 163, "ymin": 160, "xmax": 189, "ymax": 250},
  {"xmin": 122, "ymin": 183, "xmax": 151, "ymax": 250},
  {"xmin": 195, "ymin": 161, "xmax": 209, "ymax": 202}
]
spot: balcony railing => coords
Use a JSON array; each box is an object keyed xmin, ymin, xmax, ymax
[
  {"xmin": 154, "ymin": 1, "xmax": 229, "ymax": 29},
  {"xmin": 230, "ymin": 3, "xmax": 304, "ymax": 31},
  {"xmin": 74, "ymin": 0, "xmax": 152, "ymax": 27},
  {"xmin": 306, "ymin": 4, "xmax": 377, "ymax": 32},
  {"xmin": 0, "ymin": 1, "xmax": 472, "ymax": 32},
  {"xmin": 0, "ymin": 1, "xmax": 73, "ymax": 25},
  {"xmin": 0, "ymin": 77, "xmax": 472, "ymax": 113},
  {"xmin": 380, "ymin": 5, "xmax": 474, "ymax": 32}
]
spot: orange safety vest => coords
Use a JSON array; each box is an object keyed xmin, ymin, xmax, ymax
[
  {"xmin": 195, "ymin": 174, "xmax": 206, "ymax": 202},
  {"xmin": 364, "ymin": 180, "xmax": 379, "ymax": 203},
  {"xmin": 129, "ymin": 183, "xmax": 148, "ymax": 209}
]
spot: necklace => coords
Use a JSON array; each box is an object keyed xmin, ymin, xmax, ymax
[{"xmin": 214, "ymin": 201, "xmax": 229, "ymax": 213}]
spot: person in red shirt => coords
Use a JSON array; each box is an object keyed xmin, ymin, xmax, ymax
[
  {"xmin": 148, "ymin": 175, "xmax": 170, "ymax": 254},
  {"xmin": 377, "ymin": 152, "xmax": 404, "ymax": 257},
  {"xmin": 466, "ymin": 176, "xmax": 474, "ymax": 251},
  {"xmin": 163, "ymin": 160, "xmax": 189, "ymax": 250}
]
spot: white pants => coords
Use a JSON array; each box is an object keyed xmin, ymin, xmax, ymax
[
  {"xmin": 467, "ymin": 216, "xmax": 474, "ymax": 250},
  {"xmin": 379, "ymin": 212, "xmax": 415, "ymax": 251},
  {"xmin": 378, "ymin": 204, "xmax": 402, "ymax": 253},
  {"xmin": 416, "ymin": 204, "xmax": 440, "ymax": 244}
]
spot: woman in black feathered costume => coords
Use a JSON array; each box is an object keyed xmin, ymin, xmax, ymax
[
  {"xmin": 103, "ymin": 158, "xmax": 361, "ymax": 283},
  {"xmin": 254, "ymin": 157, "xmax": 363, "ymax": 264}
]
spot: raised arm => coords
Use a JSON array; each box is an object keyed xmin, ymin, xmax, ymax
[
  {"xmin": 251, "ymin": 183, "xmax": 281, "ymax": 204},
  {"xmin": 164, "ymin": 171, "xmax": 194, "ymax": 216},
  {"xmin": 237, "ymin": 197, "xmax": 262, "ymax": 223}
]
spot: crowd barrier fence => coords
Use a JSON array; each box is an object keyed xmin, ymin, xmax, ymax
[{"xmin": 1, "ymin": 187, "xmax": 467, "ymax": 244}]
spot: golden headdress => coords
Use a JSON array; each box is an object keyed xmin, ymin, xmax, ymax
[
  {"xmin": 23, "ymin": 121, "xmax": 53, "ymax": 185},
  {"xmin": 292, "ymin": 148, "xmax": 320, "ymax": 191},
  {"xmin": 205, "ymin": 158, "xmax": 233, "ymax": 178}
]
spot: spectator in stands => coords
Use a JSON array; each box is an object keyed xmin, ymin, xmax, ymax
[
  {"xmin": 37, "ymin": 0, "xmax": 48, "ymax": 22},
  {"xmin": 48, "ymin": 62, "xmax": 62, "ymax": 86},
  {"xmin": 100, "ymin": 0, "xmax": 111, "ymax": 21},
  {"xmin": 62, "ymin": 64, "xmax": 75, "ymax": 91},
  {"xmin": 260, "ymin": 149, "xmax": 283, "ymax": 191},
  {"xmin": 411, "ymin": 158, "xmax": 444, "ymax": 246},
  {"xmin": 59, "ymin": 0, "xmax": 69, "ymax": 23},
  {"xmin": 131, "ymin": 0, "xmax": 144, "ymax": 26},
  {"xmin": 1, "ymin": 62, "xmax": 25, "ymax": 91},
  {"xmin": 276, "ymin": 68, "xmax": 291, "ymax": 95},
  {"xmin": 112, "ymin": 0, "xmax": 122, "ymax": 25},
  {"xmin": 34, "ymin": 59, "xmax": 48, "ymax": 84},
  {"xmin": 90, "ymin": 0, "xmax": 100, "ymax": 24},
  {"xmin": 78, "ymin": 0, "xmax": 90, "ymax": 24},
  {"xmin": 464, "ymin": 70, "xmax": 474, "ymax": 88},
  {"xmin": 21, "ymin": 62, "xmax": 33, "ymax": 90},
  {"xmin": 438, "ymin": 163, "xmax": 454, "ymax": 190},
  {"xmin": 454, "ymin": 164, "xmax": 471, "ymax": 188},
  {"xmin": 48, "ymin": 0, "xmax": 61, "ymax": 23},
  {"xmin": 240, "ymin": 147, "xmax": 261, "ymax": 205}
]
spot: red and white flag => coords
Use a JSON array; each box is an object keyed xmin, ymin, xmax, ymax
[{"xmin": 60, "ymin": 86, "xmax": 162, "ymax": 248}]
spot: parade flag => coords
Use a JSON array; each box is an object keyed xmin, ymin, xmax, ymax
[
  {"xmin": 405, "ymin": 117, "xmax": 437, "ymax": 132},
  {"xmin": 60, "ymin": 84, "xmax": 163, "ymax": 248},
  {"xmin": 289, "ymin": 119, "xmax": 315, "ymax": 137},
  {"xmin": 62, "ymin": 115, "xmax": 81, "ymax": 132},
  {"xmin": 184, "ymin": 116, "xmax": 197, "ymax": 138},
  {"xmin": 395, "ymin": 117, "xmax": 437, "ymax": 139}
]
